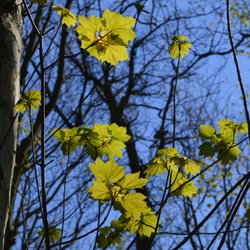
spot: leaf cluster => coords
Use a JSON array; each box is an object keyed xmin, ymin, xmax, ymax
[
  {"xmin": 145, "ymin": 147, "xmax": 200, "ymax": 197},
  {"xmin": 88, "ymin": 158, "xmax": 158, "ymax": 247},
  {"xmin": 199, "ymin": 120, "xmax": 248, "ymax": 164}
]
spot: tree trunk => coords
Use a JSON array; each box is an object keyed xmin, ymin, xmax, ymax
[{"xmin": 0, "ymin": 1, "xmax": 22, "ymax": 249}]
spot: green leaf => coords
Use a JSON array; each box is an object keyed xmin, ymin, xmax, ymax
[
  {"xmin": 52, "ymin": 127, "xmax": 82, "ymax": 155},
  {"xmin": 38, "ymin": 226, "xmax": 61, "ymax": 242},
  {"xmin": 199, "ymin": 142, "xmax": 216, "ymax": 158},
  {"xmin": 85, "ymin": 123, "xmax": 130, "ymax": 159},
  {"xmin": 238, "ymin": 122, "xmax": 248, "ymax": 133},
  {"xmin": 52, "ymin": 6, "xmax": 77, "ymax": 27},
  {"xmin": 145, "ymin": 147, "xmax": 179, "ymax": 178},
  {"xmin": 199, "ymin": 124, "xmax": 216, "ymax": 138},
  {"xmin": 138, "ymin": 212, "xmax": 158, "ymax": 237},
  {"xmin": 219, "ymin": 145, "xmax": 241, "ymax": 164},
  {"xmin": 184, "ymin": 160, "xmax": 200, "ymax": 175},
  {"xmin": 75, "ymin": 9, "xmax": 136, "ymax": 66},
  {"xmin": 16, "ymin": 90, "xmax": 41, "ymax": 113},
  {"xmin": 169, "ymin": 35, "xmax": 192, "ymax": 59},
  {"xmin": 246, "ymin": 208, "xmax": 250, "ymax": 220},
  {"xmin": 88, "ymin": 180, "xmax": 111, "ymax": 201},
  {"xmin": 119, "ymin": 193, "xmax": 148, "ymax": 219},
  {"xmin": 97, "ymin": 227, "xmax": 122, "ymax": 249},
  {"xmin": 145, "ymin": 157, "xmax": 166, "ymax": 178},
  {"xmin": 89, "ymin": 158, "xmax": 125, "ymax": 183},
  {"xmin": 171, "ymin": 172, "xmax": 197, "ymax": 197},
  {"xmin": 108, "ymin": 123, "xmax": 131, "ymax": 141},
  {"xmin": 102, "ymin": 9, "xmax": 136, "ymax": 45},
  {"xmin": 118, "ymin": 172, "xmax": 147, "ymax": 190}
]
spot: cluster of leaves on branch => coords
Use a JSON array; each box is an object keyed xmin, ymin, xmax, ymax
[
  {"xmin": 199, "ymin": 120, "xmax": 248, "ymax": 164},
  {"xmin": 145, "ymin": 147, "xmax": 200, "ymax": 197}
]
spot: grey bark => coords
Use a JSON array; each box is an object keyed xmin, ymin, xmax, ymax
[{"xmin": 0, "ymin": 1, "xmax": 22, "ymax": 249}]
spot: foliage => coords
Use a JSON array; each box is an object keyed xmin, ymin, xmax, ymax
[
  {"xmin": 11, "ymin": 2, "xmax": 250, "ymax": 250},
  {"xmin": 168, "ymin": 35, "xmax": 192, "ymax": 59},
  {"xmin": 145, "ymin": 147, "xmax": 200, "ymax": 197},
  {"xmin": 52, "ymin": 6, "xmax": 77, "ymax": 27},
  {"xmin": 53, "ymin": 123, "xmax": 130, "ymax": 158},
  {"xmin": 38, "ymin": 226, "xmax": 61, "ymax": 242},
  {"xmin": 16, "ymin": 90, "xmax": 41, "ymax": 113},
  {"xmin": 199, "ymin": 120, "xmax": 248, "ymax": 164},
  {"xmin": 74, "ymin": 9, "xmax": 136, "ymax": 66}
]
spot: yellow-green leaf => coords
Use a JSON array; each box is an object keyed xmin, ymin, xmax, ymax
[
  {"xmin": 199, "ymin": 124, "xmax": 216, "ymax": 138},
  {"xmin": 184, "ymin": 160, "xmax": 200, "ymax": 175},
  {"xmin": 52, "ymin": 6, "xmax": 77, "ymax": 27},
  {"xmin": 169, "ymin": 35, "xmax": 192, "ymax": 59},
  {"xmin": 118, "ymin": 172, "xmax": 147, "ymax": 190},
  {"xmin": 38, "ymin": 226, "xmax": 61, "ymax": 242},
  {"xmin": 75, "ymin": 10, "xmax": 136, "ymax": 66},
  {"xmin": 171, "ymin": 172, "xmax": 197, "ymax": 197},
  {"xmin": 102, "ymin": 9, "xmax": 136, "ymax": 45},
  {"xmin": 88, "ymin": 180, "xmax": 111, "ymax": 201},
  {"xmin": 138, "ymin": 212, "xmax": 158, "ymax": 237},
  {"xmin": 89, "ymin": 158, "xmax": 125, "ymax": 183},
  {"xmin": 16, "ymin": 90, "xmax": 41, "ymax": 113},
  {"xmin": 119, "ymin": 193, "xmax": 148, "ymax": 219}
]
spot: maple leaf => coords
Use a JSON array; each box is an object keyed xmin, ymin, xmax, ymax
[
  {"xmin": 52, "ymin": 127, "xmax": 82, "ymax": 155},
  {"xmin": 138, "ymin": 212, "xmax": 158, "ymax": 237},
  {"xmin": 119, "ymin": 193, "xmax": 148, "ymax": 219},
  {"xmin": 183, "ymin": 159, "xmax": 200, "ymax": 175},
  {"xmin": 38, "ymin": 226, "xmax": 61, "ymax": 242},
  {"xmin": 89, "ymin": 158, "xmax": 125, "ymax": 183},
  {"xmin": 16, "ymin": 90, "xmax": 41, "ymax": 113},
  {"xmin": 171, "ymin": 172, "xmax": 197, "ymax": 197},
  {"xmin": 75, "ymin": 9, "xmax": 136, "ymax": 66},
  {"xmin": 169, "ymin": 35, "xmax": 192, "ymax": 59},
  {"xmin": 118, "ymin": 172, "xmax": 148, "ymax": 190},
  {"xmin": 52, "ymin": 6, "xmax": 77, "ymax": 27},
  {"xmin": 88, "ymin": 180, "xmax": 111, "ymax": 201},
  {"xmin": 85, "ymin": 123, "xmax": 130, "ymax": 159}
]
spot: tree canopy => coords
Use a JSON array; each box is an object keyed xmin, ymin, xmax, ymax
[{"xmin": 0, "ymin": 0, "xmax": 249, "ymax": 249}]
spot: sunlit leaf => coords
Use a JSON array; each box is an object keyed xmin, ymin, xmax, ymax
[
  {"xmin": 52, "ymin": 6, "xmax": 77, "ymax": 27},
  {"xmin": 85, "ymin": 123, "xmax": 130, "ymax": 159},
  {"xmin": 89, "ymin": 158, "xmax": 125, "ymax": 183},
  {"xmin": 118, "ymin": 172, "xmax": 147, "ymax": 190},
  {"xmin": 75, "ymin": 10, "xmax": 136, "ymax": 66},
  {"xmin": 184, "ymin": 160, "xmax": 200, "ymax": 175},
  {"xmin": 144, "ymin": 158, "xmax": 166, "ymax": 178},
  {"xmin": 52, "ymin": 127, "xmax": 82, "ymax": 155},
  {"xmin": 169, "ymin": 35, "xmax": 192, "ymax": 59},
  {"xmin": 88, "ymin": 180, "xmax": 111, "ymax": 201},
  {"xmin": 119, "ymin": 193, "xmax": 148, "ymax": 219},
  {"xmin": 16, "ymin": 90, "xmax": 41, "ymax": 113},
  {"xmin": 138, "ymin": 211, "xmax": 158, "ymax": 237},
  {"xmin": 199, "ymin": 124, "xmax": 216, "ymax": 138},
  {"xmin": 171, "ymin": 172, "xmax": 197, "ymax": 197}
]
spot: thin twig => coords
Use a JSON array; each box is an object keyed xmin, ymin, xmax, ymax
[{"xmin": 226, "ymin": 0, "xmax": 250, "ymax": 142}]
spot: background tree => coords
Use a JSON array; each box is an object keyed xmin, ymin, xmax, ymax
[{"xmin": 0, "ymin": 0, "xmax": 249, "ymax": 249}]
